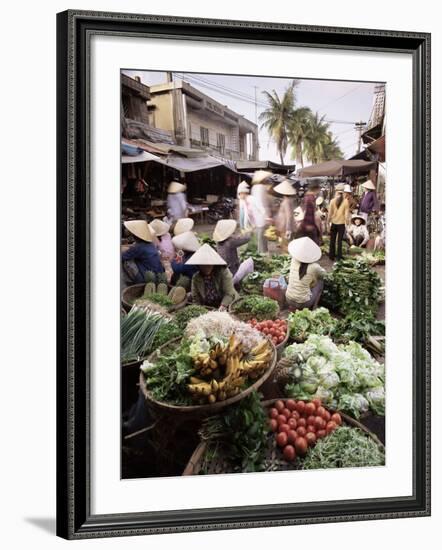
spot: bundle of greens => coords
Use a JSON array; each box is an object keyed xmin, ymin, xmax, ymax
[
  {"xmin": 199, "ymin": 391, "xmax": 268, "ymax": 472},
  {"xmin": 231, "ymin": 295, "xmax": 279, "ymax": 320},
  {"xmin": 301, "ymin": 426, "xmax": 385, "ymax": 469},
  {"xmin": 288, "ymin": 307, "xmax": 337, "ymax": 342},
  {"xmin": 150, "ymin": 321, "xmax": 181, "ymax": 350},
  {"xmin": 174, "ymin": 305, "xmax": 209, "ymax": 329},
  {"xmin": 332, "ymin": 314, "xmax": 385, "ymax": 353},
  {"xmin": 198, "ymin": 232, "xmax": 216, "ymax": 248},
  {"xmin": 321, "ymin": 258, "xmax": 382, "ymax": 317},
  {"xmin": 284, "ymin": 335, "xmax": 385, "ymax": 418},
  {"xmin": 121, "ymin": 308, "xmax": 168, "ymax": 364},
  {"xmin": 141, "ymin": 340, "xmax": 195, "ymax": 405},
  {"xmin": 241, "ymin": 271, "xmax": 267, "ymax": 295}
]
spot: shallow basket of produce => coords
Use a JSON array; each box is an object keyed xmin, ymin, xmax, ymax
[
  {"xmin": 246, "ymin": 318, "xmax": 289, "ymax": 357},
  {"xmin": 229, "ymin": 295, "xmax": 280, "ymax": 322},
  {"xmin": 183, "ymin": 396, "xmax": 384, "ymax": 475},
  {"xmin": 139, "ymin": 334, "xmax": 278, "ymax": 417},
  {"xmin": 121, "ymin": 283, "xmax": 187, "ymax": 312}
]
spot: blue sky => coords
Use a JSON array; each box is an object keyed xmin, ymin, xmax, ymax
[{"xmin": 123, "ymin": 69, "xmax": 379, "ymax": 165}]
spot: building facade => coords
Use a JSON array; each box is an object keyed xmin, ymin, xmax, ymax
[
  {"xmin": 148, "ymin": 79, "xmax": 259, "ymax": 161},
  {"xmin": 121, "ymin": 73, "xmax": 152, "ymax": 126}
]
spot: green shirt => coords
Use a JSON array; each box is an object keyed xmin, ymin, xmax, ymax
[{"xmin": 191, "ymin": 267, "xmax": 238, "ymax": 308}]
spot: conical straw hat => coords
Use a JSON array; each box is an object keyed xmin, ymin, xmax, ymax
[
  {"xmin": 168, "ymin": 180, "xmax": 186, "ymax": 193},
  {"xmin": 316, "ymin": 196, "xmax": 324, "ymax": 206},
  {"xmin": 251, "ymin": 170, "xmax": 273, "ymax": 184},
  {"xmin": 288, "ymin": 236, "xmax": 322, "ymax": 263},
  {"xmin": 335, "ymin": 183, "xmax": 345, "ymax": 191},
  {"xmin": 123, "ymin": 220, "xmax": 153, "ymax": 242},
  {"xmin": 362, "ymin": 179, "xmax": 376, "ymax": 190},
  {"xmin": 213, "ymin": 219, "xmax": 237, "ymax": 242},
  {"xmin": 173, "ymin": 217, "xmax": 194, "ymax": 235},
  {"xmin": 149, "ymin": 219, "xmax": 170, "ymax": 237},
  {"xmin": 351, "ymin": 213, "xmax": 366, "ymax": 224},
  {"xmin": 344, "ymin": 184, "xmax": 352, "ymax": 193},
  {"xmin": 237, "ymin": 181, "xmax": 250, "ymax": 195},
  {"xmin": 274, "ymin": 179, "xmax": 296, "ymax": 196},
  {"xmin": 294, "ymin": 206, "xmax": 305, "ymax": 221},
  {"xmin": 172, "ymin": 231, "xmax": 200, "ymax": 252},
  {"xmin": 185, "ymin": 244, "xmax": 227, "ymax": 266}
]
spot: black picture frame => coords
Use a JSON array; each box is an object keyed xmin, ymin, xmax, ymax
[{"xmin": 56, "ymin": 9, "xmax": 431, "ymax": 540}]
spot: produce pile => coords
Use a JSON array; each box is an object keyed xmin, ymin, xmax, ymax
[
  {"xmin": 267, "ymin": 398, "xmax": 343, "ymax": 463},
  {"xmin": 288, "ymin": 307, "xmax": 385, "ymax": 353},
  {"xmin": 174, "ymin": 305, "xmax": 209, "ymax": 329},
  {"xmin": 302, "ymin": 426, "xmax": 385, "ymax": 469},
  {"xmin": 133, "ymin": 271, "xmax": 186, "ymax": 310},
  {"xmin": 288, "ymin": 307, "xmax": 337, "ymax": 342},
  {"xmin": 321, "ymin": 258, "xmax": 382, "ymax": 317},
  {"xmin": 199, "ymin": 391, "xmax": 268, "ymax": 472},
  {"xmin": 142, "ymin": 312, "xmax": 274, "ymax": 405},
  {"xmin": 230, "ymin": 295, "xmax": 279, "ymax": 321},
  {"xmin": 361, "ymin": 249, "xmax": 385, "ymax": 266},
  {"xmin": 121, "ymin": 307, "xmax": 168, "ymax": 364},
  {"xmin": 247, "ymin": 318, "xmax": 288, "ymax": 347},
  {"xmin": 239, "ymin": 251, "xmax": 291, "ymax": 295},
  {"xmin": 283, "ymin": 335, "xmax": 385, "ymax": 418}
]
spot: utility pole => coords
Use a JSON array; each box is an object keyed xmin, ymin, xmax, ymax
[{"xmin": 354, "ymin": 120, "xmax": 367, "ymax": 153}]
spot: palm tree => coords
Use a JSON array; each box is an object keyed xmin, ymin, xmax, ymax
[
  {"xmin": 322, "ymin": 132, "xmax": 344, "ymax": 160},
  {"xmin": 259, "ymin": 81, "xmax": 298, "ymax": 165},
  {"xmin": 303, "ymin": 112, "xmax": 335, "ymax": 164},
  {"xmin": 287, "ymin": 106, "xmax": 313, "ymax": 168}
]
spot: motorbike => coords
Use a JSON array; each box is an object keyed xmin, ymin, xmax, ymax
[{"xmin": 206, "ymin": 196, "xmax": 236, "ymax": 223}]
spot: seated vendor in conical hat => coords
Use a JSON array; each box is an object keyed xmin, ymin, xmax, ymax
[
  {"xmin": 185, "ymin": 244, "xmax": 239, "ymax": 310},
  {"xmin": 212, "ymin": 219, "xmax": 251, "ymax": 276}
]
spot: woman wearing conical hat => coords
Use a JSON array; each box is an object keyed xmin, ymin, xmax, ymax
[
  {"xmin": 347, "ymin": 214, "xmax": 370, "ymax": 248},
  {"xmin": 285, "ymin": 237, "xmax": 326, "ymax": 311},
  {"xmin": 273, "ymin": 179, "xmax": 296, "ymax": 253},
  {"xmin": 212, "ymin": 219, "xmax": 251, "ymax": 276},
  {"xmin": 358, "ymin": 179, "xmax": 379, "ymax": 222},
  {"xmin": 149, "ymin": 219, "xmax": 175, "ymax": 261},
  {"xmin": 167, "ymin": 180, "xmax": 188, "ymax": 222},
  {"xmin": 121, "ymin": 220, "xmax": 165, "ymax": 285},
  {"xmin": 170, "ymin": 231, "xmax": 200, "ymax": 287},
  {"xmin": 185, "ymin": 244, "xmax": 238, "ymax": 310}
]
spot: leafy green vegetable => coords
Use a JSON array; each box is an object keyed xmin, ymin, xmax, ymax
[
  {"xmin": 322, "ymin": 257, "xmax": 382, "ymax": 317},
  {"xmin": 301, "ymin": 426, "xmax": 385, "ymax": 470},
  {"xmin": 151, "ymin": 321, "xmax": 181, "ymax": 349},
  {"xmin": 283, "ymin": 335, "xmax": 385, "ymax": 418},
  {"xmin": 198, "ymin": 232, "xmax": 216, "ymax": 248},
  {"xmin": 331, "ymin": 314, "xmax": 385, "ymax": 351},
  {"xmin": 199, "ymin": 391, "xmax": 268, "ymax": 473},
  {"xmin": 174, "ymin": 305, "xmax": 209, "ymax": 329},
  {"xmin": 142, "ymin": 340, "xmax": 195, "ymax": 405},
  {"xmin": 147, "ymin": 293, "xmax": 174, "ymax": 307},
  {"xmin": 288, "ymin": 307, "xmax": 337, "ymax": 342},
  {"xmin": 231, "ymin": 295, "xmax": 279, "ymax": 320}
]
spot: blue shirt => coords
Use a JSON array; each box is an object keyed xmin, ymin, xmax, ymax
[
  {"xmin": 122, "ymin": 241, "xmax": 164, "ymax": 283},
  {"xmin": 171, "ymin": 252, "xmax": 199, "ymax": 281}
]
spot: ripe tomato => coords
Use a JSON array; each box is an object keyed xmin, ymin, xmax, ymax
[
  {"xmin": 287, "ymin": 429, "xmax": 297, "ymax": 444},
  {"xmin": 296, "ymin": 426, "xmax": 307, "ymax": 437},
  {"xmin": 323, "ymin": 410, "xmax": 331, "ymax": 422},
  {"xmin": 294, "ymin": 436, "xmax": 308, "ymax": 456},
  {"xmin": 278, "ymin": 336, "xmax": 284, "ymax": 343},
  {"xmin": 314, "ymin": 416, "xmax": 324, "ymax": 430},
  {"xmin": 305, "ymin": 432, "xmax": 317, "ymax": 447},
  {"xmin": 288, "ymin": 418, "xmax": 297, "ymax": 430},
  {"xmin": 312, "ymin": 398, "xmax": 322, "ymax": 408},
  {"xmin": 276, "ymin": 432, "xmax": 288, "ymax": 447},
  {"xmin": 269, "ymin": 419, "xmax": 278, "ymax": 432},
  {"xmin": 286, "ymin": 399, "xmax": 297, "ymax": 411},
  {"xmin": 292, "ymin": 410, "xmax": 300, "ymax": 420},
  {"xmin": 317, "ymin": 406, "xmax": 327, "ymax": 418},
  {"xmin": 331, "ymin": 413, "xmax": 342, "ymax": 426},
  {"xmin": 304, "ymin": 402, "xmax": 316, "ymax": 416},
  {"xmin": 262, "ymin": 328, "xmax": 269, "ymax": 335},
  {"xmin": 279, "ymin": 423, "xmax": 290, "ymax": 434},
  {"xmin": 306, "ymin": 424, "xmax": 316, "ymax": 434},
  {"xmin": 283, "ymin": 444, "xmax": 296, "ymax": 462},
  {"xmin": 282, "ymin": 408, "xmax": 291, "ymax": 419},
  {"xmin": 269, "ymin": 408, "xmax": 279, "ymax": 419},
  {"xmin": 316, "ymin": 429, "xmax": 326, "ymax": 439},
  {"xmin": 275, "ymin": 400, "xmax": 285, "ymax": 412},
  {"xmin": 326, "ymin": 420, "xmax": 337, "ymax": 434},
  {"xmin": 306, "ymin": 415, "xmax": 316, "ymax": 426},
  {"xmin": 295, "ymin": 401, "xmax": 306, "ymax": 414}
]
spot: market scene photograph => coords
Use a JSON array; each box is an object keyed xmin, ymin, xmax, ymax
[{"xmin": 120, "ymin": 70, "xmax": 386, "ymax": 479}]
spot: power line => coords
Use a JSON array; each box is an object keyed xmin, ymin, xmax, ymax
[{"xmin": 316, "ymin": 84, "xmax": 364, "ymax": 112}]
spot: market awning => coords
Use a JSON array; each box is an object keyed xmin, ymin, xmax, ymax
[
  {"xmin": 236, "ymin": 160, "xmax": 296, "ymax": 173},
  {"xmin": 121, "ymin": 151, "xmax": 160, "ymax": 164},
  {"xmin": 367, "ymin": 135, "xmax": 385, "ymax": 162},
  {"xmin": 297, "ymin": 159, "xmax": 377, "ymax": 177}
]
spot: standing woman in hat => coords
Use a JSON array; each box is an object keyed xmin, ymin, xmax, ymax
[
  {"xmin": 273, "ymin": 179, "xmax": 296, "ymax": 253},
  {"xmin": 121, "ymin": 220, "xmax": 165, "ymax": 285},
  {"xmin": 285, "ymin": 237, "xmax": 326, "ymax": 311},
  {"xmin": 250, "ymin": 170, "xmax": 273, "ymax": 253},
  {"xmin": 213, "ymin": 219, "xmax": 251, "ymax": 276},
  {"xmin": 186, "ymin": 244, "xmax": 238, "ymax": 310},
  {"xmin": 327, "ymin": 183, "xmax": 350, "ymax": 261},
  {"xmin": 295, "ymin": 181, "xmax": 322, "ymax": 245},
  {"xmin": 347, "ymin": 214, "xmax": 370, "ymax": 248},
  {"xmin": 170, "ymin": 231, "xmax": 200, "ymax": 287},
  {"xmin": 167, "ymin": 180, "xmax": 188, "ymax": 222},
  {"xmin": 344, "ymin": 183, "xmax": 358, "ymax": 213},
  {"xmin": 358, "ymin": 179, "xmax": 379, "ymax": 221}
]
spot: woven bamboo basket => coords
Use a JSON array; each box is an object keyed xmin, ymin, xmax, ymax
[
  {"xmin": 139, "ymin": 337, "xmax": 278, "ymax": 418},
  {"xmin": 121, "ymin": 283, "xmax": 188, "ymax": 312},
  {"xmin": 183, "ymin": 398, "xmax": 384, "ymax": 475}
]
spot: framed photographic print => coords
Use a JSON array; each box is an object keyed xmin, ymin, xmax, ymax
[{"xmin": 56, "ymin": 10, "xmax": 431, "ymax": 539}]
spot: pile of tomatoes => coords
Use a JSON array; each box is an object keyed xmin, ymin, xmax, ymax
[
  {"xmin": 248, "ymin": 318, "xmax": 287, "ymax": 346},
  {"xmin": 267, "ymin": 398, "xmax": 342, "ymax": 462}
]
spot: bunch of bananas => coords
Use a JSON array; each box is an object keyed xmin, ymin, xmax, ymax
[
  {"xmin": 264, "ymin": 225, "xmax": 278, "ymax": 241},
  {"xmin": 187, "ymin": 335, "xmax": 273, "ymax": 404}
]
